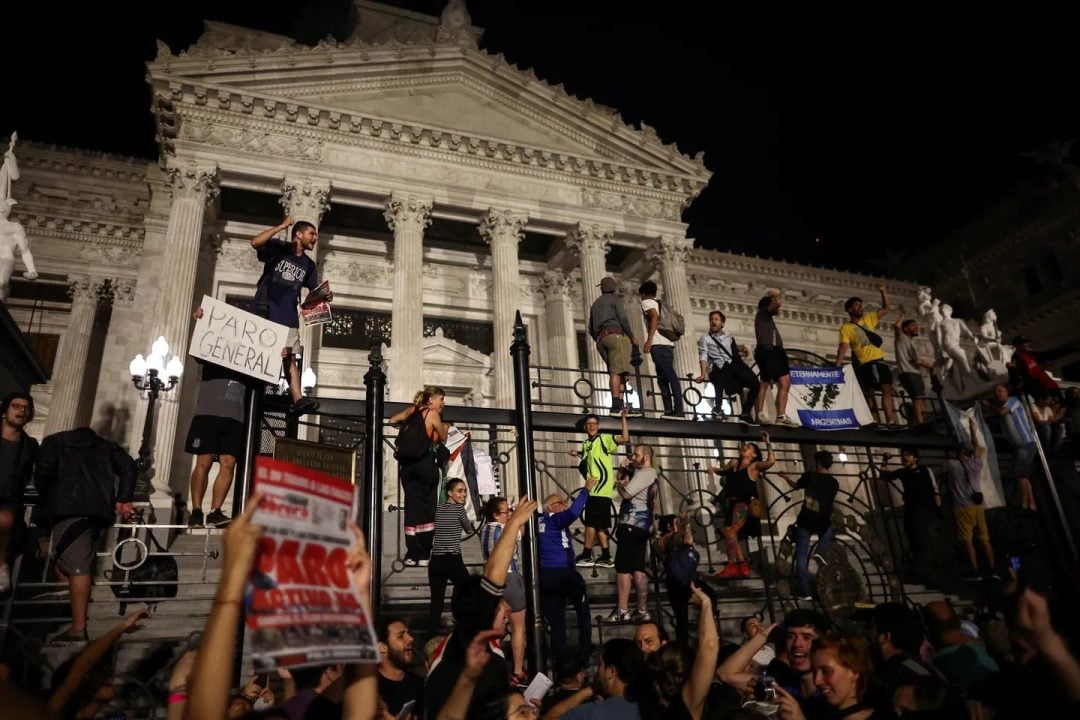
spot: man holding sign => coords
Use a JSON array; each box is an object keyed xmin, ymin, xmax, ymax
[{"xmin": 251, "ymin": 216, "xmax": 320, "ymax": 415}]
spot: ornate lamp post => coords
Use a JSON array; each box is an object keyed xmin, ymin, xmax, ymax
[{"xmin": 129, "ymin": 336, "xmax": 184, "ymax": 475}]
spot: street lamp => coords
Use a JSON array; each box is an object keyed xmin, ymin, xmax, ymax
[
  {"xmin": 130, "ymin": 335, "xmax": 183, "ymax": 475},
  {"xmin": 301, "ymin": 367, "xmax": 317, "ymax": 395}
]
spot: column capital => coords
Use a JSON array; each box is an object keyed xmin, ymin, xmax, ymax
[
  {"xmin": 478, "ymin": 208, "xmax": 528, "ymax": 244},
  {"xmin": 536, "ymin": 269, "xmax": 574, "ymax": 303},
  {"xmin": 105, "ymin": 278, "xmax": 137, "ymax": 306},
  {"xmin": 383, "ymin": 194, "xmax": 433, "ymax": 233},
  {"xmin": 66, "ymin": 275, "xmax": 108, "ymax": 304},
  {"xmin": 646, "ymin": 235, "xmax": 694, "ymax": 268},
  {"xmin": 280, "ymin": 177, "xmax": 332, "ymax": 227},
  {"xmin": 564, "ymin": 223, "xmax": 614, "ymax": 258},
  {"xmin": 164, "ymin": 161, "xmax": 219, "ymax": 203}
]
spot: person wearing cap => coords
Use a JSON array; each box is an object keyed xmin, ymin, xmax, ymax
[{"xmin": 589, "ymin": 276, "xmax": 642, "ymax": 417}]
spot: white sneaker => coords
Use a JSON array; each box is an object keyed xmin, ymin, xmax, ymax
[
  {"xmin": 775, "ymin": 415, "xmax": 799, "ymax": 426},
  {"xmin": 417, "ymin": 558, "xmax": 430, "ymax": 567},
  {"xmin": 607, "ymin": 608, "xmax": 630, "ymax": 623},
  {"xmin": 0, "ymin": 563, "xmax": 10, "ymax": 593}
]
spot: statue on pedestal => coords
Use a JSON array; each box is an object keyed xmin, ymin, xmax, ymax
[
  {"xmin": 936, "ymin": 303, "xmax": 976, "ymax": 390},
  {"xmin": 0, "ymin": 133, "xmax": 38, "ymax": 300},
  {"xmin": 973, "ymin": 308, "xmax": 1006, "ymax": 380}
]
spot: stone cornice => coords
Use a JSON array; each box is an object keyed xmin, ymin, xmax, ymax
[
  {"xmin": 17, "ymin": 142, "xmax": 149, "ymax": 182},
  {"xmin": 12, "ymin": 211, "xmax": 145, "ymax": 244},
  {"xmin": 166, "ymin": 103, "xmax": 691, "ymax": 221},
  {"xmin": 152, "ymin": 35, "xmax": 708, "ymax": 178},
  {"xmin": 689, "ymin": 248, "xmax": 921, "ymax": 292}
]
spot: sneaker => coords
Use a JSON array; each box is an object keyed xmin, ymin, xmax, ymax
[
  {"xmin": 630, "ymin": 608, "xmax": 651, "ymax": 623},
  {"xmin": 418, "ymin": 558, "xmax": 430, "ymax": 567},
  {"xmin": 595, "ymin": 554, "xmax": 615, "ymax": 568},
  {"xmin": 710, "ymin": 407, "xmax": 725, "ymax": 420},
  {"xmin": 735, "ymin": 563, "xmax": 752, "ymax": 578},
  {"xmin": 625, "ymin": 407, "xmax": 644, "ymax": 418},
  {"xmin": 775, "ymin": 415, "xmax": 799, "ymax": 427},
  {"xmin": 188, "ymin": 509, "xmax": 204, "ymax": 528},
  {"xmin": 812, "ymin": 553, "xmax": 828, "ymax": 567},
  {"xmin": 403, "ymin": 558, "xmax": 419, "ymax": 567},
  {"xmin": 660, "ymin": 412, "xmax": 684, "ymax": 420},
  {"xmin": 714, "ymin": 563, "xmax": 744, "ymax": 579},
  {"xmin": 50, "ymin": 626, "xmax": 88, "ymax": 645},
  {"xmin": 0, "ymin": 563, "xmax": 10, "ymax": 593},
  {"xmin": 962, "ymin": 573, "xmax": 983, "ymax": 582},
  {"xmin": 738, "ymin": 414, "xmax": 759, "ymax": 426},
  {"xmin": 796, "ymin": 595, "xmax": 813, "ymax": 602},
  {"xmin": 607, "ymin": 608, "xmax": 630, "ymax": 623},
  {"xmin": 206, "ymin": 509, "xmax": 231, "ymax": 528},
  {"xmin": 290, "ymin": 396, "xmax": 320, "ymax": 415},
  {"xmin": 575, "ymin": 552, "xmax": 595, "ymax": 567}
]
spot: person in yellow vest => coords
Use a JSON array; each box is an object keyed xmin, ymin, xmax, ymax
[
  {"xmin": 569, "ymin": 408, "xmax": 630, "ymax": 567},
  {"xmin": 836, "ymin": 286, "xmax": 896, "ymax": 425}
]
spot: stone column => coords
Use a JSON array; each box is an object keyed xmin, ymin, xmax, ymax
[
  {"xmin": 565, "ymin": 223, "xmax": 613, "ymax": 374},
  {"xmin": 281, "ymin": 178, "xmax": 332, "ymax": 441},
  {"xmin": 478, "ymin": 209, "xmax": 528, "ymax": 408},
  {"xmin": 148, "ymin": 162, "xmax": 219, "ymax": 498},
  {"xmin": 43, "ymin": 276, "xmax": 105, "ymax": 435},
  {"xmin": 536, "ymin": 270, "xmax": 577, "ymax": 409},
  {"xmin": 647, "ymin": 235, "xmax": 697, "ymax": 378},
  {"xmin": 384, "ymin": 194, "xmax": 432, "ymax": 402}
]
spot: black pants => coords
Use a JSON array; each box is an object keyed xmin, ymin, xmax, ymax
[
  {"xmin": 650, "ymin": 345, "xmax": 685, "ymax": 414},
  {"xmin": 400, "ymin": 458, "xmax": 439, "ymax": 560},
  {"xmin": 428, "ymin": 553, "xmax": 470, "ymax": 632},
  {"xmin": 904, "ymin": 506, "xmax": 935, "ymax": 567},
  {"xmin": 710, "ymin": 361, "xmax": 760, "ymax": 416},
  {"xmin": 540, "ymin": 566, "xmax": 592, "ymax": 655},
  {"xmin": 667, "ymin": 574, "xmax": 718, "ymax": 645}
]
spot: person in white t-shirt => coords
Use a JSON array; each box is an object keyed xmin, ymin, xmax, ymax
[{"xmin": 639, "ymin": 280, "xmax": 685, "ymax": 419}]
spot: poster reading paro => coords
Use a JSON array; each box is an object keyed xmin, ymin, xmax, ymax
[{"xmin": 188, "ymin": 295, "xmax": 288, "ymax": 384}]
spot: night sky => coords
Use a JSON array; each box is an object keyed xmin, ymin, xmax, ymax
[{"xmin": 2, "ymin": 0, "xmax": 1077, "ymax": 275}]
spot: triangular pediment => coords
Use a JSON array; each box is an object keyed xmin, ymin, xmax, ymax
[{"xmin": 422, "ymin": 331, "xmax": 491, "ymax": 366}]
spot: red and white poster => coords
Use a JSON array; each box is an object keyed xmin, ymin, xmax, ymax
[{"xmin": 247, "ymin": 457, "xmax": 378, "ymax": 669}]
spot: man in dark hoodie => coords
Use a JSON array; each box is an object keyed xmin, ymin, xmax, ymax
[{"xmin": 35, "ymin": 427, "xmax": 136, "ymax": 643}]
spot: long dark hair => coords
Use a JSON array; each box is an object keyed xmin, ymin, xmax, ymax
[{"xmin": 601, "ymin": 638, "xmax": 659, "ymax": 712}]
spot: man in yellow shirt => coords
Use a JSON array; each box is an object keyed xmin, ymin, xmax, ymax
[
  {"xmin": 571, "ymin": 409, "xmax": 630, "ymax": 567},
  {"xmin": 835, "ymin": 286, "xmax": 896, "ymax": 425}
]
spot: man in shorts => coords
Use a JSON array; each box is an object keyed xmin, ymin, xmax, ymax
[
  {"xmin": 836, "ymin": 286, "xmax": 896, "ymax": 425},
  {"xmin": 893, "ymin": 312, "xmax": 934, "ymax": 425},
  {"xmin": 943, "ymin": 418, "xmax": 994, "ymax": 580},
  {"xmin": 589, "ymin": 276, "xmax": 642, "ymax": 417},
  {"xmin": 609, "ymin": 443, "xmax": 658, "ymax": 623},
  {"xmin": 184, "ymin": 310, "xmax": 252, "ymax": 528},
  {"xmin": 35, "ymin": 427, "xmax": 136, "ymax": 643},
  {"xmin": 250, "ymin": 215, "xmax": 320, "ymax": 416},
  {"xmin": 572, "ymin": 410, "xmax": 629, "ymax": 567},
  {"xmin": 754, "ymin": 290, "xmax": 795, "ymax": 425}
]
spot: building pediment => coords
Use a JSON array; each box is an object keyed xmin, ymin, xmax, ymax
[
  {"xmin": 422, "ymin": 329, "xmax": 490, "ymax": 367},
  {"xmin": 150, "ymin": 23, "xmax": 710, "ymax": 193}
]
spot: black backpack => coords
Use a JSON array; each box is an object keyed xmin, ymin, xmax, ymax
[{"xmin": 394, "ymin": 408, "xmax": 432, "ymax": 463}]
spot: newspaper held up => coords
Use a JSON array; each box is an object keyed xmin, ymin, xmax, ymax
[
  {"xmin": 248, "ymin": 456, "xmax": 378, "ymax": 670},
  {"xmin": 300, "ymin": 279, "xmax": 333, "ymax": 327}
]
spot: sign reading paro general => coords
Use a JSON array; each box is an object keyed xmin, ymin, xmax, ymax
[{"xmin": 188, "ymin": 295, "xmax": 288, "ymax": 384}]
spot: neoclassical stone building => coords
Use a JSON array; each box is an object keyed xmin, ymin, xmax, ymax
[{"xmin": 6, "ymin": 1, "xmax": 924, "ymax": 508}]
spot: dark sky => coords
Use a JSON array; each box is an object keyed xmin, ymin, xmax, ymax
[{"xmin": 2, "ymin": 0, "xmax": 1077, "ymax": 274}]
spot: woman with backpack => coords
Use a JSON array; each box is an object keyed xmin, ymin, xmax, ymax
[
  {"xmin": 389, "ymin": 386, "xmax": 449, "ymax": 566},
  {"xmin": 655, "ymin": 514, "xmax": 716, "ymax": 644}
]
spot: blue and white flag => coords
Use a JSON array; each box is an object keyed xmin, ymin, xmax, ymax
[
  {"xmin": 943, "ymin": 402, "xmax": 1005, "ymax": 508},
  {"xmin": 785, "ymin": 366, "xmax": 875, "ymax": 430}
]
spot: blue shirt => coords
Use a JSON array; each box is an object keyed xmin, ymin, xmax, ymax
[
  {"xmin": 698, "ymin": 331, "xmax": 738, "ymax": 370},
  {"xmin": 539, "ymin": 491, "xmax": 588, "ymax": 568},
  {"xmin": 480, "ymin": 522, "xmax": 519, "ymax": 574},
  {"xmin": 1001, "ymin": 397, "xmax": 1036, "ymax": 447},
  {"xmin": 254, "ymin": 238, "xmax": 318, "ymax": 327},
  {"xmin": 561, "ymin": 696, "xmax": 641, "ymax": 720}
]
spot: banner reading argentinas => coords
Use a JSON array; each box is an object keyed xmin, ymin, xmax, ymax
[
  {"xmin": 188, "ymin": 295, "xmax": 288, "ymax": 384},
  {"xmin": 787, "ymin": 365, "xmax": 875, "ymax": 430},
  {"xmin": 248, "ymin": 457, "xmax": 378, "ymax": 670}
]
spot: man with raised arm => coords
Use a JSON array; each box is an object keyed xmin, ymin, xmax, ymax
[
  {"xmin": 250, "ymin": 216, "xmax": 320, "ymax": 415},
  {"xmin": 837, "ymin": 285, "xmax": 896, "ymax": 425}
]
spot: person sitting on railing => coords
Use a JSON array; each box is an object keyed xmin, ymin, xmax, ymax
[
  {"xmin": 695, "ymin": 310, "xmax": 758, "ymax": 424},
  {"xmin": 481, "ymin": 496, "xmax": 528, "ymax": 686},
  {"xmin": 777, "ymin": 450, "xmax": 840, "ymax": 602},
  {"xmin": 708, "ymin": 432, "xmax": 774, "ymax": 579},
  {"xmin": 34, "ymin": 426, "xmax": 137, "ymax": 644},
  {"xmin": 569, "ymin": 408, "xmax": 630, "ymax": 568},
  {"xmin": 608, "ymin": 444, "xmax": 659, "ymax": 624}
]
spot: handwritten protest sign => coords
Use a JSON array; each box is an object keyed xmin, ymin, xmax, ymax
[
  {"xmin": 188, "ymin": 295, "xmax": 288, "ymax": 384},
  {"xmin": 248, "ymin": 457, "xmax": 378, "ymax": 670}
]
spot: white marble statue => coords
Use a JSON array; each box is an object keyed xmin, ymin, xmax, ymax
[
  {"xmin": 926, "ymin": 298, "xmax": 944, "ymax": 367},
  {"xmin": 916, "ymin": 285, "xmax": 934, "ymax": 318},
  {"xmin": 0, "ymin": 134, "xmax": 37, "ymax": 300},
  {"xmin": 973, "ymin": 308, "xmax": 1006, "ymax": 379},
  {"xmin": 936, "ymin": 303, "xmax": 976, "ymax": 388}
]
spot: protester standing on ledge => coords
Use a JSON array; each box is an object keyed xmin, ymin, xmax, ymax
[
  {"xmin": 836, "ymin": 286, "xmax": 896, "ymax": 425},
  {"xmin": 250, "ymin": 215, "xmax": 320, "ymax": 416},
  {"xmin": 590, "ymin": 276, "xmax": 642, "ymax": 417},
  {"xmin": 754, "ymin": 290, "xmax": 795, "ymax": 425},
  {"xmin": 639, "ymin": 280, "xmax": 685, "ymax": 419}
]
